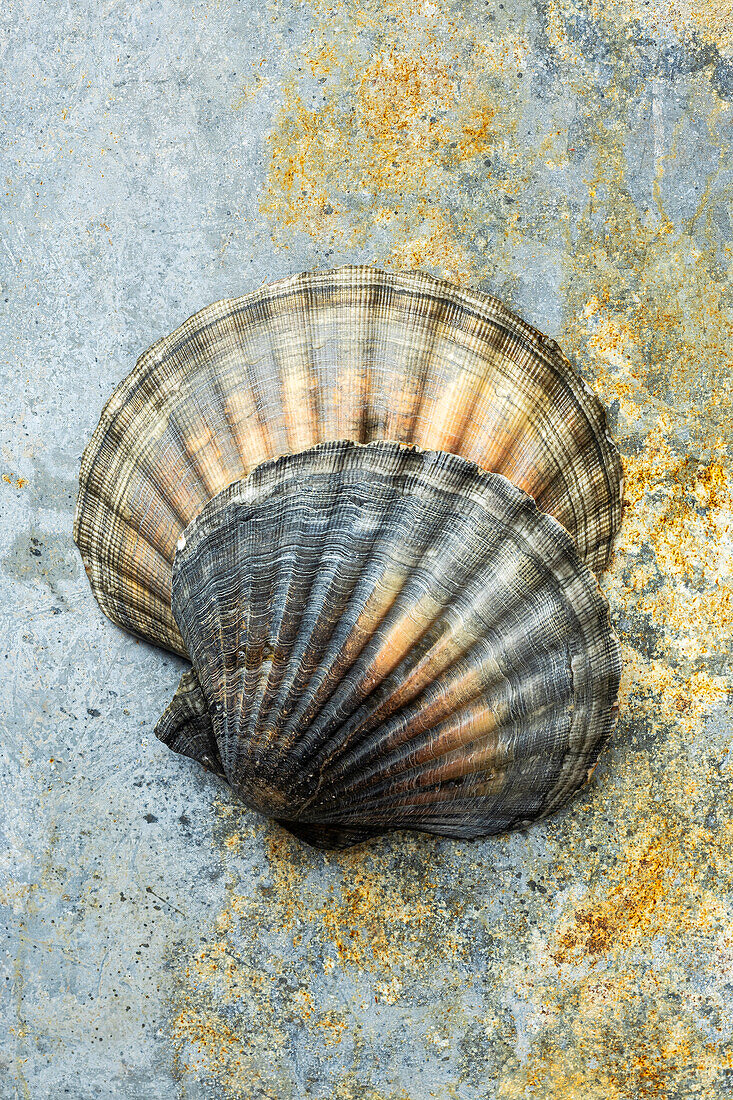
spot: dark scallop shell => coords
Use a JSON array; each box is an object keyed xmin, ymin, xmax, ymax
[
  {"xmin": 155, "ymin": 441, "xmax": 621, "ymax": 848},
  {"xmin": 74, "ymin": 266, "xmax": 622, "ymax": 657}
]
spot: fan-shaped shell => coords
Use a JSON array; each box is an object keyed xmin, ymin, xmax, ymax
[
  {"xmin": 74, "ymin": 266, "xmax": 621, "ymax": 657},
  {"xmin": 155, "ymin": 440, "xmax": 620, "ymax": 847}
]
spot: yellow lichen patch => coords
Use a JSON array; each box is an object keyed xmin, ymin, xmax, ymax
[
  {"xmin": 498, "ymin": 992, "xmax": 723, "ymax": 1099},
  {"xmin": 569, "ymin": 229, "xmax": 733, "ymax": 448},
  {"xmin": 667, "ymin": 0, "xmax": 733, "ymax": 49},
  {"xmin": 496, "ymin": 699, "xmax": 733, "ymax": 1096},
  {"xmin": 356, "ymin": 45, "xmax": 457, "ymax": 186},
  {"xmin": 168, "ymin": 817, "xmax": 468, "ymax": 1095},
  {"xmin": 603, "ymin": 423, "xmax": 733, "ymax": 663},
  {"xmin": 172, "ymin": 1008, "xmax": 248, "ymax": 1078},
  {"xmin": 0, "ymin": 880, "xmax": 33, "ymax": 914},
  {"xmin": 619, "ymin": 652, "xmax": 728, "ymax": 734},
  {"xmin": 553, "ymin": 820, "xmax": 729, "ymax": 960},
  {"xmin": 260, "ymin": 828, "xmax": 445, "ymax": 973},
  {"xmin": 499, "ymin": 796, "xmax": 733, "ymax": 1095},
  {"xmin": 543, "ymin": 0, "xmax": 583, "ymax": 67},
  {"xmin": 259, "ymin": 2, "xmax": 536, "ymax": 281},
  {"xmin": 170, "ymin": 925, "xmax": 289, "ymax": 1095},
  {"xmin": 314, "ymin": 1009, "xmax": 349, "ymax": 1046},
  {"xmin": 2, "ymin": 472, "xmax": 27, "ymax": 489}
]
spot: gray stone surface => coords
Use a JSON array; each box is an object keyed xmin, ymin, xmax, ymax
[{"xmin": 2, "ymin": 0, "xmax": 732, "ymax": 1097}]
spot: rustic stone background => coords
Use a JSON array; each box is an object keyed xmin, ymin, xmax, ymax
[{"xmin": 2, "ymin": 0, "xmax": 732, "ymax": 1096}]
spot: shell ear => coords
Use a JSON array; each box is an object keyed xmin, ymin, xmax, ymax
[
  {"xmin": 276, "ymin": 819, "xmax": 386, "ymax": 850},
  {"xmin": 155, "ymin": 668, "xmax": 225, "ymax": 778}
]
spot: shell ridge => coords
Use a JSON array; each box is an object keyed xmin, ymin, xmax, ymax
[
  {"xmin": 187, "ymin": 350, "xmax": 248, "ymax": 489},
  {"xmin": 309, "ymin": 626, "xmax": 570, "ymax": 801},
  {"xmin": 247, "ymin": 450, "xmax": 364, "ymax": 774},
  {"xmin": 234, "ymin": 488, "xmax": 304, "ymax": 777},
  {"xmin": 82, "ymin": 411, "xmax": 201, "ymax": 535},
  {"xmin": 389, "ymin": 290, "xmax": 456, "ymax": 449},
  {"xmin": 249, "ymin": 437, "xmax": 444, "ymax": 765},
  {"xmin": 217, "ymin": 505, "xmax": 250, "ymax": 782},
  {"xmin": 221, "ymin": 504, "xmax": 258, "ymax": 781},
  {"xmin": 304, "ymin": 714, "xmax": 580, "ymax": 827},
  {"xmin": 312, "ymin": 723, "xmax": 518, "ymax": 810},
  {"xmin": 256, "ymin": 445, "xmax": 416, "ymax": 770},
  {"xmin": 307, "ymin": 678, "xmax": 565, "ymax": 813},
  {"xmin": 273, "ymin": 449, "xmax": 495, "ymax": 784},
  {"xmin": 279, "ymin": 471, "xmax": 553, "ymax": 786},
  {"xmin": 75, "ymin": 480, "xmax": 177, "ymax": 586},
  {"xmin": 171, "ymin": 519, "xmax": 234, "ymax": 775},
  {"xmin": 275, "ymin": 284, "xmax": 323, "ymax": 455},
  {"xmin": 357, "ymin": 276, "xmax": 388, "ymax": 442},
  {"xmin": 163, "ymin": 349, "xmax": 243, "ymax": 499},
  {"xmin": 76, "ymin": 509, "xmax": 180, "ymax": 652},
  {"xmin": 537, "ymin": 429, "xmax": 622, "ymax": 570},
  {"xmin": 379, "ymin": 284, "xmax": 437, "ymax": 445},
  {"xmin": 75, "ymin": 432, "xmax": 206, "ymax": 650},
  {"xmin": 286, "ymin": 545, "xmax": 533, "ymax": 790},
  {"xmin": 133, "ymin": 357, "xmax": 228, "ymax": 506},
  {"xmin": 267, "ymin": 446, "xmax": 458, "ymax": 756}
]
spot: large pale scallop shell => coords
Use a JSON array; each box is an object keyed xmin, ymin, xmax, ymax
[
  {"xmin": 155, "ymin": 440, "xmax": 620, "ymax": 848},
  {"xmin": 74, "ymin": 266, "xmax": 621, "ymax": 657}
]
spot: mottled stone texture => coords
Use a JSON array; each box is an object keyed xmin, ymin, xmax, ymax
[{"xmin": 1, "ymin": 0, "xmax": 731, "ymax": 1097}]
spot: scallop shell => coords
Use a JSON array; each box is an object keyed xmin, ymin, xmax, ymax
[
  {"xmin": 74, "ymin": 266, "xmax": 622, "ymax": 657},
  {"xmin": 155, "ymin": 440, "xmax": 621, "ymax": 848}
]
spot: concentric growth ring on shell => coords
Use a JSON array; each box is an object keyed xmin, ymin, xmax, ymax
[
  {"xmin": 74, "ymin": 266, "xmax": 622, "ymax": 658},
  {"xmin": 155, "ymin": 440, "xmax": 621, "ymax": 848}
]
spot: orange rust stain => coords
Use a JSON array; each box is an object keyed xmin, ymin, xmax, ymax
[
  {"xmin": 314, "ymin": 1009, "xmax": 348, "ymax": 1045},
  {"xmin": 172, "ymin": 1008, "xmax": 247, "ymax": 1076},
  {"xmin": 356, "ymin": 45, "xmax": 457, "ymax": 176},
  {"xmin": 389, "ymin": 207, "xmax": 474, "ymax": 282},
  {"xmin": 453, "ymin": 104, "xmax": 499, "ymax": 162},
  {"xmin": 305, "ymin": 41, "xmax": 339, "ymax": 79}
]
